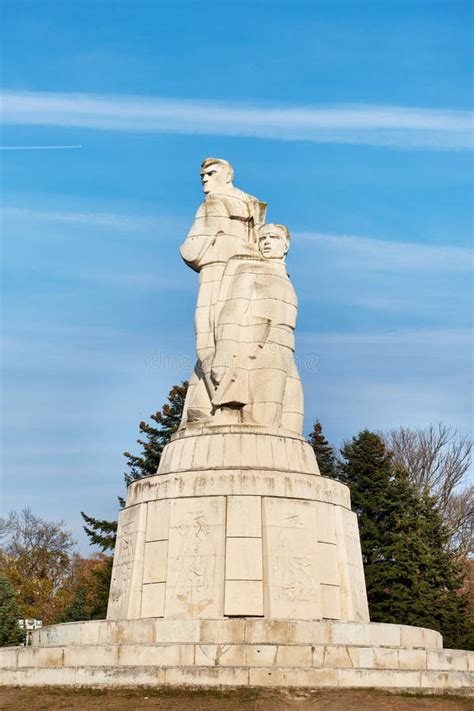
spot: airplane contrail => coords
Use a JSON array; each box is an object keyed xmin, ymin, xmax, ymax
[{"xmin": 0, "ymin": 144, "xmax": 82, "ymax": 150}]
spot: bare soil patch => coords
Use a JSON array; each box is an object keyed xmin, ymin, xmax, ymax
[{"xmin": 0, "ymin": 687, "xmax": 473, "ymax": 711}]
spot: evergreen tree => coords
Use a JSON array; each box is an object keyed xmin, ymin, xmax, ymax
[
  {"xmin": 308, "ymin": 420, "xmax": 336, "ymax": 477},
  {"xmin": 336, "ymin": 430, "xmax": 472, "ymax": 649},
  {"xmin": 0, "ymin": 576, "xmax": 25, "ymax": 647},
  {"xmin": 123, "ymin": 381, "xmax": 188, "ymax": 485},
  {"xmin": 80, "ymin": 513, "xmax": 117, "ymax": 552}
]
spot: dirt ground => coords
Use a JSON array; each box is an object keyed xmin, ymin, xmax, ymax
[{"xmin": 0, "ymin": 687, "xmax": 473, "ymax": 711}]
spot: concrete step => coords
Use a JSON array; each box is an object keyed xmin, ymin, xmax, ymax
[
  {"xmin": 29, "ymin": 618, "xmax": 443, "ymax": 650},
  {"xmin": 1, "ymin": 662, "xmax": 473, "ymax": 692}
]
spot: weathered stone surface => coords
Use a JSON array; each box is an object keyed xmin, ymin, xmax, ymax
[
  {"xmin": 249, "ymin": 667, "xmax": 338, "ymax": 687},
  {"xmin": 164, "ymin": 666, "xmax": 249, "ymax": 687},
  {"xmin": 157, "ymin": 431, "xmax": 320, "ymax": 476},
  {"xmin": 107, "ymin": 503, "xmax": 147, "ymax": 620},
  {"xmin": 226, "ymin": 495, "xmax": 261, "ymax": 537},
  {"xmin": 224, "ymin": 580, "xmax": 264, "ymax": 616},
  {"xmin": 141, "ymin": 582, "xmax": 165, "ymax": 617},
  {"xmin": 165, "ymin": 497, "xmax": 226, "ymax": 619},
  {"xmin": 107, "ymin": 466, "xmax": 370, "ymax": 622},
  {"xmin": 194, "ymin": 644, "xmax": 246, "ymax": 667},
  {"xmin": 225, "ymin": 537, "xmax": 263, "ymax": 581},
  {"xmin": 27, "ymin": 618, "xmax": 445, "ymax": 651},
  {"xmin": 145, "ymin": 500, "xmax": 170, "ymax": 542},
  {"xmin": 143, "ymin": 541, "xmax": 168, "ymax": 584},
  {"xmin": 336, "ymin": 668, "xmax": 421, "ymax": 688},
  {"xmin": 3, "ymin": 624, "xmax": 473, "ymax": 691},
  {"xmin": 127, "ymin": 467, "xmax": 346, "ymax": 507},
  {"xmin": 263, "ymin": 497, "xmax": 321, "ymax": 619},
  {"xmin": 200, "ymin": 619, "xmax": 246, "ymax": 643}
]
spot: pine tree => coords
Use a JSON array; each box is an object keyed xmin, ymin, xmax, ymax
[
  {"xmin": 123, "ymin": 381, "xmax": 188, "ymax": 485},
  {"xmin": 0, "ymin": 576, "xmax": 25, "ymax": 647},
  {"xmin": 80, "ymin": 513, "xmax": 117, "ymax": 552},
  {"xmin": 308, "ymin": 420, "xmax": 336, "ymax": 477},
  {"xmin": 336, "ymin": 430, "xmax": 472, "ymax": 649}
]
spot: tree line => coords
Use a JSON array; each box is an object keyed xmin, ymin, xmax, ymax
[{"xmin": 1, "ymin": 381, "xmax": 472, "ymax": 649}]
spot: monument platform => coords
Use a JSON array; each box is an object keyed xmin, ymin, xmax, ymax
[
  {"xmin": 1, "ymin": 618, "xmax": 472, "ymax": 691},
  {"xmin": 107, "ymin": 426, "xmax": 369, "ymax": 623}
]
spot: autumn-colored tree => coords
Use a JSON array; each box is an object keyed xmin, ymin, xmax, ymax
[
  {"xmin": 0, "ymin": 509, "xmax": 76, "ymax": 624},
  {"xmin": 56, "ymin": 553, "xmax": 113, "ymax": 622}
]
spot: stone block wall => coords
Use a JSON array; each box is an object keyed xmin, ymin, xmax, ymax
[{"xmin": 107, "ymin": 469, "xmax": 369, "ymax": 623}]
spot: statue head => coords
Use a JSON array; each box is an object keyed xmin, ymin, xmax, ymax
[
  {"xmin": 258, "ymin": 224, "xmax": 290, "ymax": 260},
  {"xmin": 200, "ymin": 157, "xmax": 234, "ymax": 194}
]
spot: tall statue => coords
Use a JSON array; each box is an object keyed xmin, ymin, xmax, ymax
[
  {"xmin": 211, "ymin": 224, "xmax": 303, "ymax": 434},
  {"xmin": 179, "ymin": 159, "xmax": 303, "ymax": 435},
  {"xmin": 180, "ymin": 158, "xmax": 266, "ymax": 426}
]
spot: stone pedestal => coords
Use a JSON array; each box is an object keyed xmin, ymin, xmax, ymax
[
  {"xmin": 3, "ymin": 426, "xmax": 472, "ymax": 692},
  {"xmin": 107, "ymin": 426, "xmax": 369, "ymax": 623},
  {"xmin": 2, "ymin": 617, "xmax": 473, "ymax": 691}
]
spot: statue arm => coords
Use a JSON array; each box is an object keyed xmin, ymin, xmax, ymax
[{"xmin": 179, "ymin": 197, "xmax": 230, "ymax": 271}]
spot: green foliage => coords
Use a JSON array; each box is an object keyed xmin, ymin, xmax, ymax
[
  {"xmin": 336, "ymin": 430, "xmax": 472, "ymax": 649},
  {"xmin": 89, "ymin": 555, "xmax": 114, "ymax": 618},
  {"xmin": 81, "ymin": 512, "xmax": 117, "ymax": 552},
  {"xmin": 0, "ymin": 509, "xmax": 76, "ymax": 625},
  {"xmin": 123, "ymin": 381, "xmax": 188, "ymax": 486},
  {"xmin": 308, "ymin": 420, "xmax": 336, "ymax": 477},
  {"xmin": 0, "ymin": 576, "xmax": 25, "ymax": 647},
  {"xmin": 56, "ymin": 554, "xmax": 113, "ymax": 623}
]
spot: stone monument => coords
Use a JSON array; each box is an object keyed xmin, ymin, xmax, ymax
[
  {"xmin": 107, "ymin": 157, "xmax": 368, "ymax": 623},
  {"xmin": 1, "ymin": 159, "xmax": 472, "ymax": 691}
]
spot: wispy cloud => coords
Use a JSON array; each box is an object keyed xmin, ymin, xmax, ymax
[
  {"xmin": 296, "ymin": 231, "xmax": 473, "ymax": 272},
  {"xmin": 1, "ymin": 205, "xmax": 177, "ymax": 231},
  {"xmin": 299, "ymin": 327, "xmax": 473, "ymax": 351},
  {"xmin": 83, "ymin": 270, "xmax": 191, "ymax": 291},
  {"xmin": 1, "ymin": 90, "xmax": 472, "ymax": 150},
  {"xmin": 0, "ymin": 144, "xmax": 82, "ymax": 150},
  {"xmin": 4, "ymin": 205, "xmax": 471, "ymax": 273}
]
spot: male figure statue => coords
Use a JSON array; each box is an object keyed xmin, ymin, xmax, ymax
[
  {"xmin": 210, "ymin": 224, "xmax": 304, "ymax": 434},
  {"xmin": 179, "ymin": 158, "xmax": 266, "ymax": 427}
]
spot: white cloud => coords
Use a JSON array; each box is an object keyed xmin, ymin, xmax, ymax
[
  {"xmin": 1, "ymin": 90, "xmax": 472, "ymax": 150},
  {"xmin": 0, "ymin": 145, "xmax": 82, "ymax": 150},
  {"xmin": 296, "ymin": 231, "xmax": 473, "ymax": 272},
  {"xmin": 4, "ymin": 205, "xmax": 471, "ymax": 274},
  {"xmin": 299, "ymin": 327, "xmax": 472, "ymax": 351},
  {"xmin": 1, "ymin": 205, "xmax": 179, "ymax": 231}
]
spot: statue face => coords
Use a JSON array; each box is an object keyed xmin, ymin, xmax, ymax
[
  {"xmin": 258, "ymin": 231, "xmax": 288, "ymax": 259},
  {"xmin": 200, "ymin": 163, "xmax": 231, "ymax": 194}
]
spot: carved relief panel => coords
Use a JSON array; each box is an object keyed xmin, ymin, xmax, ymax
[
  {"xmin": 262, "ymin": 497, "xmax": 321, "ymax": 619},
  {"xmin": 165, "ymin": 496, "xmax": 226, "ymax": 618},
  {"xmin": 107, "ymin": 502, "xmax": 147, "ymax": 620}
]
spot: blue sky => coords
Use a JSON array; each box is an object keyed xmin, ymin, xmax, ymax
[{"xmin": 1, "ymin": 0, "xmax": 472, "ymax": 552}]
